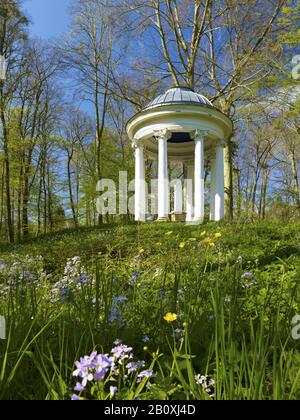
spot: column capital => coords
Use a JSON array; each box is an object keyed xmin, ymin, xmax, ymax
[
  {"xmin": 190, "ymin": 129, "xmax": 209, "ymax": 141},
  {"xmin": 132, "ymin": 138, "xmax": 144, "ymax": 149},
  {"xmin": 154, "ymin": 129, "xmax": 172, "ymax": 141}
]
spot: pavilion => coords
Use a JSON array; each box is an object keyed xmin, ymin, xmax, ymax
[{"xmin": 126, "ymin": 86, "xmax": 233, "ymax": 223}]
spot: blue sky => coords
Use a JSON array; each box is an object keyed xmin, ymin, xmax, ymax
[{"xmin": 24, "ymin": 0, "xmax": 71, "ymax": 39}]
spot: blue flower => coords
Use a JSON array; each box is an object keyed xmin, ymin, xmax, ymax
[
  {"xmin": 126, "ymin": 361, "xmax": 145, "ymax": 373},
  {"xmin": 113, "ymin": 296, "xmax": 128, "ymax": 304},
  {"xmin": 137, "ymin": 369, "xmax": 156, "ymax": 383},
  {"xmin": 110, "ymin": 386, "xmax": 118, "ymax": 397},
  {"xmin": 142, "ymin": 335, "xmax": 150, "ymax": 343},
  {"xmin": 111, "ymin": 344, "xmax": 133, "ymax": 362}
]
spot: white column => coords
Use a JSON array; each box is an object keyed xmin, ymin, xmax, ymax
[
  {"xmin": 210, "ymin": 158, "xmax": 216, "ymax": 221},
  {"xmin": 193, "ymin": 130, "xmax": 206, "ymax": 224},
  {"xmin": 155, "ymin": 130, "xmax": 170, "ymax": 221},
  {"xmin": 213, "ymin": 144, "xmax": 225, "ymax": 221},
  {"xmin": 134, "ymin": 140, "xmax": 146, "ymax": 222},
  {"xmin": 185, "ymin": 164, "xmax": 194, "ymax": 222}
]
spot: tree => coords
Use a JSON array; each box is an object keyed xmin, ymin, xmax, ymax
[{"xmin": 0, "ymin": 0, "xmax": 28, "ymax": 242}]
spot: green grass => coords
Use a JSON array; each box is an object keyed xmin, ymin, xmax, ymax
[{"xmin": 0, "ymin": 221, "xmax": 299, "ymax": 400}]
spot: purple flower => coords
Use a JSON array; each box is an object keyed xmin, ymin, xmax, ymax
[
  {"xmin": 110, "ymin": 386, "xmax": 118, "ymax": 397},
  {"xmin": 242, "ymin": 272, "xmax": 253, "ymax": 278},
  {"xmin": 71, "ymin": 394, "xmax": 82, "ymax": 401},
  {"xmin": 159, "ymin": 291, "xmax": 166, "ymax": 298},
  {"xmin": 137, "ymin": 369, "xmax": 156, "ymax": 383},
  {"xmin": 76, "ymin": 275, "xmax": 90, "ymax": 285},
  {"xmin": 142, "ymin": 335, "xmax": 150, "ymax": 343},
  {"xmin": 74, "ymin": 382, "xmax": 85, "ymax": 392},
  {"xmin": 126, "ymin": 361, "xmax": 145, "ymax": 374},
  {"xmin": 113, "ymin": 297, "xmax": 128, "ymax": 304},
  {"xmin": 94, "ymin": 354, "xmax": 112, "ymax": 381},
  {"xmin": 111, "ymin": 344, "xmax": 133, "ymax": 363}
]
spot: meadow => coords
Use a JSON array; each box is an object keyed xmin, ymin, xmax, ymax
[{"xmin": 0, "ymin": 221, "xmax": 299, "ymax": 400}]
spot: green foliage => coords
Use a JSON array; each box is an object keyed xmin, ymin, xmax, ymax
[{"xmin": 0, "ymin": 221, "xmax": 299, "ymax": 400}]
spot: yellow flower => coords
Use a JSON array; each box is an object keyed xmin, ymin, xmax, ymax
[
  {"xmin": 156, "ymin": 242, "xmax": 162, "ymax": 247},
  {"xmin": 203, "ymin": 237, "xmax": 212, "ymax": 243},
  {"xmin": 139, "ymin": 248, "xmax": 145, "ymax": 254},
  {"xmin": 164, "ymin": 313, "xmax": 177, "ymax": 323},
  {"xmin": 165, "ymin": 231, "xmax": 173, "ymax": 236},
  {"xmin": 209, "ymin": 242, "xmax": 216, "ymax": 247},
  {"xmin": 200, "ymin": 231, "xmax": 207, "ymax": 237},
  {"xmin": 215, "ymin": 232, "xmax": 222, "ymax": 239},
  {"xmin": 179, "ymin": 242, "xmax": 186, "ymax": 249},
  {"xmin": 188, "ymin": 238, "xmax": 197, "ymax": 242}
]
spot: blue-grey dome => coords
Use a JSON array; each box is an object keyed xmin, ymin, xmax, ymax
[{"xmin": 144, "ymin": 86, "xmax": 214, "ymax": 110}]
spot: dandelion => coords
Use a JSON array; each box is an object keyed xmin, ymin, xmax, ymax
[{"xmin": 164, "ymin": 313, "xmax": 177, "ymax": 323}]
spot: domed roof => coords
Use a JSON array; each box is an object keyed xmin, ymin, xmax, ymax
[{"xmin": 143, "ymin": 86, "xmax": 214, "ymax": 110}]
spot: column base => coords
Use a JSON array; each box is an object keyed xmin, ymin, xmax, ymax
[
  {"xmin": 193, "ymin": 216, "xmax": 204, "ymax": 224},
  {"xmin": 156, "ymin": 216, "xmax": 169, "ymax": 222}
]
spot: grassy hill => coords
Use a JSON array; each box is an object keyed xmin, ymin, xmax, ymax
[{"xmin": 0, "ymin": 221, "xmax": 299, "ymax": 400}]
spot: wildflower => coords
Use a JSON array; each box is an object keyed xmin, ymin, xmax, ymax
[
  {"xmin": 111, "ymin": 344, "xmax": 133, "ymax": 363},
  {"xmin": 74, "ymin": 383, "xmax": 85, "ymax": 392},
  {"xmin": 113, "ymin": 296, "xmax": 128, "ymax": 304},
  {"xmin": 200, "ymin": 231, "xmax": 206, "ymax": 237},
  {"xmin": 195, "ymin": 374, "xmax": 215, "ymax": 398},
  {"xmin": 137, "ymin": 370, "xmax": 156, "ymax": 383},
  {"xmin": 165, "ymin": 231, "xmax": 173, "ymax": 236},
  {"xmin": 156, "ymin": 242, "xmax": 162, "ymax": 247},
  {"xmin": 243, "ymin": 279, "xmax": 258, "ymax": 288},
  {"xmin": 188, "ymin": 238, "xmax": 197, "ymax": 242},
  {"xmin": 130, "ymin": 271, "xmax": 140, "ymax": 285},
  {"xmin": 173, "ymin": 328, "xmax": 185, "ymax": 339},
  {"xmin": 71, "ymin": 394, "xmax": 82, "ymax": 401},
  {"xmin": 159, "ymin": 291, "xmax": 166, "ymax": 298},
  {"xmin": 139, "ymin": 249, "xmax": 145, "ymax": 254},
  {"xmin": 126, "ymin": 361, "xmax": 146, "ymax": 374},
  {"xmin": 94, "ymin": 354, "xmax": 112, "ymax": 381},
  {"xmin": 242, "ymin": 272, "xmax": 253, "ymax": 278},
  {"xmin": 215, "ymin": 232, "xmax": 222, "ymax": 238},
  {"xmin": 110, "ymin": 386, "xmax": 118, "ymax": 397},
  {"xmin": 142, "ymin": 335, "xmax": 150, "ymax": 343},
  {"xmin": 179, "ymin": 242, "xmax": 186, "ymax": 249},
  {"xmin": 164, "ymin": 313, "xmax": 177, "ymax": 323}
]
